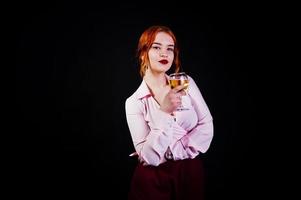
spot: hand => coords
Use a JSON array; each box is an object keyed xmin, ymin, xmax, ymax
[
  {"xmin": 160, "ymin": 85, "xmax": 186, "ymax": 114},
  {"xmin": 138, "ymin": 156, "xmax": 149, "ymax": 166},
  {"xmin": 129, "ymin": 152, "xmax": 148, "ymax": 166}
]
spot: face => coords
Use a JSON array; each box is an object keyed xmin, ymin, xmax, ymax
[{"xmin": 148, "ymin": 32, "xmax": 175, "ymax": 74}]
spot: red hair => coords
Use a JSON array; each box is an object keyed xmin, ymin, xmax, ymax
[{"xmin": 137, "ymin": 25, "xmax": 181, "ymax": 77}]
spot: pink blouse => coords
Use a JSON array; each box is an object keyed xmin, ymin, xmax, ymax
[{"xmin": 125, "ymin": 75, "xmax": 213, "ymax": 166}]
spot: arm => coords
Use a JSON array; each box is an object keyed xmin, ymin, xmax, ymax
[
  {"xmin": 125, "ymin": 97, "xmax": 174, "ymax": 166},
  {"xmin": 171, "ymin": 76, "xmax": 214, "ymax": 159}
]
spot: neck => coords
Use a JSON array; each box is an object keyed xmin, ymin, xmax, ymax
[{"xmin": 144, "ymin": 70, "xmax": 168, "ymax": 89}]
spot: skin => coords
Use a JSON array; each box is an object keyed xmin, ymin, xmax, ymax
[{"xmin": 143, "ymin": 32, "xmax": 186, "ymax": 114}]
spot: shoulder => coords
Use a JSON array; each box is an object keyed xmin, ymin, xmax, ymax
[
  {"xmin": 187, "ymin": 74, "xmax": 204, "ymax": 97},
  {"xmin": 125, "ymin": 91, "xmax": 138, "ymax": 107},
  {"xmin": 188, "ymin": 75, "xmax": 194, "ymax": 82},
  {"xmin": 187, "ymin": 75, "xmax": 199, "ymax": 88},
  {"xmin": 125, "ymin": 89, "xmax": 144, "ymax": 115}
]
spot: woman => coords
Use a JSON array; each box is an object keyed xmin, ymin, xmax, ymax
[{"xmin": 125, "ymin": 25, "xmax": 214, "ymax": 200}]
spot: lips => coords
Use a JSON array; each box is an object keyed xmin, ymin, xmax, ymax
[{"xmin": 159, "ymin": 59, "xmax": 168, "ymax": 64}]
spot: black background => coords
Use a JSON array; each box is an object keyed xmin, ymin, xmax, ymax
[{"xmin": 15, "ymin": 1, "xmax": 281, "ymax": 199}]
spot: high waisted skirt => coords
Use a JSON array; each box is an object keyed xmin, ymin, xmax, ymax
[{"xmin": 128, "ymin": 157, "xmax": 205, "ymax": 200}]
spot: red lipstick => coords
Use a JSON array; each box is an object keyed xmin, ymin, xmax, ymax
[{"xmin": 159, "ymin": 59, "xmax": 168, "ymax": 64}]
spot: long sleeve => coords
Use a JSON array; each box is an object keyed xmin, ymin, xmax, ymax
[
  {"xmin": 170, "ymin": 76, "xmax": 214, "ymax": 159},
  {"xmin": 125, "ymin": 97, "xmax": 175, "ymax": 166}
]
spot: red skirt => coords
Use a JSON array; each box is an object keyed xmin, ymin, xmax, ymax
[{"xmin": 128, "ymin": 157, "xmax": 205, "ymax": 200}]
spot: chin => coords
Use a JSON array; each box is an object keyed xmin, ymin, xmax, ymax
[{"xmin": 160, "ymin": 65, "xmax": 172, "ymax": 71}]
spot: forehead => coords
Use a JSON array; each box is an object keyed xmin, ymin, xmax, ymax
[{"xmin": 153, "ymin": 32, "xmax": 174, "ymax": 45}]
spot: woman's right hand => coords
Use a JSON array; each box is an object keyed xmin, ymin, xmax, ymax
[{"xmin": 160, "ymin": 85, "xmax": 186, "ymax": 114}]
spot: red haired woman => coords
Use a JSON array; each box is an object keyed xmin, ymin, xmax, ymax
[{"xmin": 125, "ymin": 25, "xmax": 214, "ymax": 200}]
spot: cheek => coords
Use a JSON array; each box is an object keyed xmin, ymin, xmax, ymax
[{"xmin": 148, "ymin": 51, "xmax": 157, "ymax": 61}]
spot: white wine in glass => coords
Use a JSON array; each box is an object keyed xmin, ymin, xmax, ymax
[{"xmin": 169, "ymin": 72, "xmax": 189, "ymax": 111}]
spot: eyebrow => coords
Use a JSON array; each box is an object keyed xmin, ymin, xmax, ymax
[{"xmin": 152, "ymin": 42, "xmax": 174, "ymax": 47}]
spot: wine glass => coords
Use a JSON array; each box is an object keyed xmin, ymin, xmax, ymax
[{"xmin": 169, "ymin": 72, "xmax": 189, "ymax": 111}]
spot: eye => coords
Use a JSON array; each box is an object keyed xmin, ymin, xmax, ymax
[
  {"xmin": 152, "ymin": 46, "xmax": 160, "ymax": 50},
  {"xmin": 167, "ymin": 48, "xmax": 174, "ymax": 51}
]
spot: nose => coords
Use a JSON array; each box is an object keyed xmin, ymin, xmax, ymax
[{"xmin": 160, "ymin": 51, "xmax": 167, "ymax": 57}]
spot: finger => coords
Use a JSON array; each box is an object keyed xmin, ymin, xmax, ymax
[
  {"xmin": 175, "ymin": 91, "xmax": 185, "ymax": 98},
  {"xmin": 180, "ymin": 90, "xmax": 186, "ymax": 96},
  {"xmin": 176, "ymin": 93, "xmax": 183, "ymax": 99}
]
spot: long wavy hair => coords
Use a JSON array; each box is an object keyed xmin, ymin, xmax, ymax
[{"xmin": 137, "ymin": 25, "xmax": 181, "ymax": 77}]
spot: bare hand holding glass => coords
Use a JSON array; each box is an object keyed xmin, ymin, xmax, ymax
[{"xmin": 169, "ymin": 72, "xmax": 189, "ymax": 111}]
